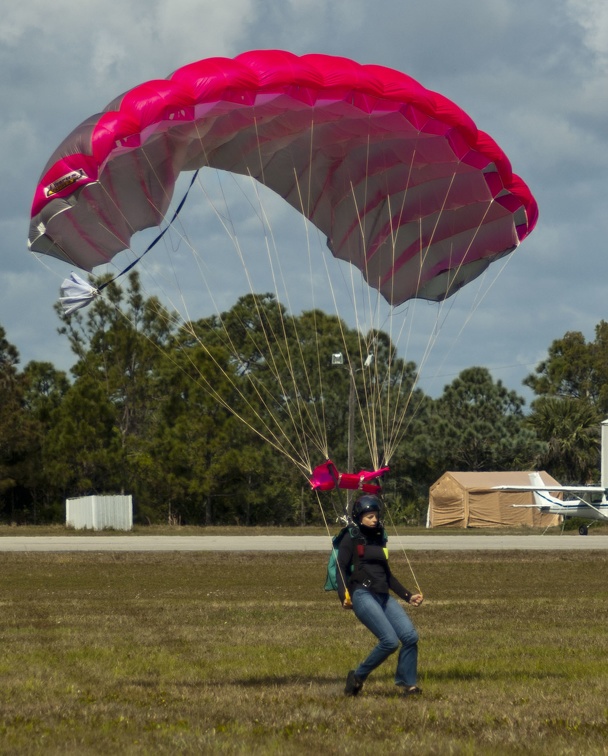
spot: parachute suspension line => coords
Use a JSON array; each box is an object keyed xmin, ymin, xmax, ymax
[
  {"xmin": 350, "ymin": 133, "xmax": 380, "ymax": 468},
  {"xmin": 168, "ymin": 129, "xmax": 328, "ymax": 473},
  {"xmin": 371, "ymin": 149, "xmax": 421, "ymax": 465},
  {"xmin": 178, "ymin": 113, "xmax": 331, "ymax": 471},
  {"xmin": 179, "ymin": 124, "xmax": 327, "ymax": 472},
  {"xmin": 178, "ymin": 324, "xmax": 314, "ymax": 476},
  {"xmin": 318, "ymin": 227, "xmax": 382, "ymax": 470},
  {"xmin": 285, "ymin": 120, "xmax": 392, "ymax": 473},
  {"xmin": 424, "ymin": 241, "xmax": 519, "ymax": 390},
  {"xmin": 387, "ymin": 189, "xmax": 510, "ymax": 432},
  {"xmin": 380, "ymin": 248, "xmax": 438, "ymax": 465},
  {"xmin": 116, "ymin": 170, "xmax": 320, "ymax": 474},
  {"xmin": 291, "ymin": 155, "xmax": 333, "ymax": 464},
  {"xmin": 342, "ymin": 131, "xmax": 451, "ymax": 470},
  {"xmin": 382, "ymin": 502, "xmax": 423, "ymax": 595},
  {"xmin": 369, "ymin": 156, "xmax": 402, "ymax": 463},
  {"xmin": 296, "ymin": 115, "xmax": 335, "ymax": 462},
  {"xmin": 396, "ymin": 191, "xmax": 510, "ymax": 435},
  {"xmin": 381, "ymin": 168, "xmax": 471, "ymax": 463},
  {"xmin": 152, "ymin": 307, "xmax": 315, "ymax": 474},
  {"xmin": 342, "ymin": 150, "xmax": 495, "ymax": 467},
  {"xmin": 311, "ymin": 145, "xmax": 425, "ymax": 594},
  {"xmin": 184, "ymin": 189, "xmax": 321, "ymax": 472},
  {"xmin": 242, "ymin": 165, "xmax": 331, "ymax": 470},
  {"xmin": 357, "ymin": 132, "xmax": 386, "ymax": 471},
  {"xmin": 341, "ymin": 144, "xmax": 384, "ymax": 471},
  {"xmin": 247, "ymin": 185, "xmax": 333, "ymax": 467},
  {"xmin": 87, "ymin": 284, "xmax": 310, "ymax": 477},
  {"xmin": 106, "ymin": 149, "xmax": 320, "ymax": 473},
  {"xmin": 389, "ymin": 182, "xmax": 432, "ymax": 437},
  {"xmin": 441, "ymin": 193, "xmax": 500, "ymax": 301}
]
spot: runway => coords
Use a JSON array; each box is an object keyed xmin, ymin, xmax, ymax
[{"xmin": 1, "ymin": 534, "xmax": 607, "ymax": 552}]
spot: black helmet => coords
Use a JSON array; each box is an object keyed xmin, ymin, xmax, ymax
[{"xmin": 351, "ymin": 495, "xmax": 381, "ymax": 522}]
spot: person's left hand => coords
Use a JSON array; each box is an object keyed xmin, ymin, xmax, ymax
[{"xmin": 408, "ymin": 593, "xmax": 424, "ymax": 607}]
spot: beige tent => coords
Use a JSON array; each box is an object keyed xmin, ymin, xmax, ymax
[{"xmin": 428, "ymin": 471, "xmax": 562, "ymax": 529}]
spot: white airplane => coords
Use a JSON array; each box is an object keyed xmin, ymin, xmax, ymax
[{"xmin": 493, "ymin": 419, "xmax": 608, "ymax": 535}]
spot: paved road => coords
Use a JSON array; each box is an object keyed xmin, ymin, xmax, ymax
[{"xmin": 1, "ymin": 534, "xmax": 607, "ymax": 552}]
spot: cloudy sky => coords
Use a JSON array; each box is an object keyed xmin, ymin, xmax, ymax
[{"xmin": 2, "ymin": 0, "xmax": 607, "ymax": 404}]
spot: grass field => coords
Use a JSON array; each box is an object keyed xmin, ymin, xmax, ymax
[{"xmin": 1, "ymin": 547, "xmax": 608, "ymax": 754}]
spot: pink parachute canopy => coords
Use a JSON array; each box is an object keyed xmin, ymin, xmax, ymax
[{"xmin": 28, "ymin": 50, "xmax": 538, "ymax": 305}]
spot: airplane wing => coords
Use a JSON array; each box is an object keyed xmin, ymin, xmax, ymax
[{"xmin": 492, "ymin": 485, "xmax": 606, "ymax": 493}]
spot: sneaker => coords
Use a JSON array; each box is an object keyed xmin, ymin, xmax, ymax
[
  {"xmin": 400, "ymin": 685, "xmax": 422, "ymax": 696},
  {"xmin": 344, "ymin": 670, "xmax": 364, "ymax": 696}
]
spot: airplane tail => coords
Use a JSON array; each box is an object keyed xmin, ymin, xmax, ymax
[{"xmin": 528, "ymin": 472, "xmax": 561, "ymax": 507}]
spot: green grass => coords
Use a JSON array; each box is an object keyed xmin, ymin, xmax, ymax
[{"xmin": 1, "ymin": 550, "xmax": 608, "ymax": 754}]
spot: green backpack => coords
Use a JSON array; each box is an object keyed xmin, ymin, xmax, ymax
[{"xmin": 324, "ymin": 525, "xmax": 357, "ymax": 591}]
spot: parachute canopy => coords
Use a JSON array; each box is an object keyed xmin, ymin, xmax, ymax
[{"xmin": 28, "ymin": 50, "xmax": 538, "ymax": 306}]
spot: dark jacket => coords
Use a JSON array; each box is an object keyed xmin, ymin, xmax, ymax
[{"xmin": 336, "ymin": 524, "xmax": 412, "ymax": 605}]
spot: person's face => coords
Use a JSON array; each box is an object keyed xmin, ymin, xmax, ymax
[{"xmin": 360, "ymin": 510, "xmax": 378, "ymax": 526}]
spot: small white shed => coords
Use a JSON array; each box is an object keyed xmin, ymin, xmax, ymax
[{"xmin": 66, "ymin": 495, "xmax": 133, "ymax": 531}]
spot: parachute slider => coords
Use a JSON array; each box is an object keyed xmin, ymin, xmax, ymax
[
  {"xmin": 59, "ymin": 272, "xmax": 99, "ymax": 315},
  {"xmin": 310, "ymin": 460, "xmax": 389, "ymax": 494}
]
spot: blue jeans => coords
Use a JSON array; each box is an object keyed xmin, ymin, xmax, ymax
[{"xmin": 351, "ymin": 589, "xmax": 419, "ymax": 687}]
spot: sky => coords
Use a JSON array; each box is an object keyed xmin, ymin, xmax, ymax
[{"xmin": 2, "ymin": 0, "xmax": 607, "ymax": 406}]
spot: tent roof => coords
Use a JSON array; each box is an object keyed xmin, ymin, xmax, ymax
[{"xmin": 434, "ymin": 471, "xmax": 561, "ymax": 491}]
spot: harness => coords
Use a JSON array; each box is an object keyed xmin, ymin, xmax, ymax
[{"xmin": 324, "ymin": 525, "xmax": 388, "ymax": 601}]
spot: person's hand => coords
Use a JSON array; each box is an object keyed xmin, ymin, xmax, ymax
[{"xmin": 408, "ymin": 593, "xmax": 424, "ymax": 607}]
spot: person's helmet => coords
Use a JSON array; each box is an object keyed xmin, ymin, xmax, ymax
[{"xmin": 351, "ymin": 495, "xmax": 382, "ymax": 522}]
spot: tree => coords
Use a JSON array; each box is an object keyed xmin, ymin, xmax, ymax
[
  {"xmin": 43, "ymin": 375, "xmax": 124, "ymax": 495},
  {"xmin": 427, "ymin": 367, "xmax": 542, "ymax": 473},
  {"xmin": 21, "ymin": 361, "xmax": 70, "ymax": 521},
  {"xmin": 50, "ymin": 272, "xmax": 179, "ymax": 509},
  {"xmin": 525, "ymin": 397, "xmax": 601, "ymax": 483},
  {"xmin": 524, "ymin": 321, "xmax": 608, "ymax": 413},
  {"xmin": 523, "ymin": 321, "xmax": 608, "ymax": 482},
  {"xmin": 0, "ymin": 328, "xmax": 33, "ymax": 520},
  {"xmin": 56, "ymin": 271, "xmax": 177, "ymax": 444},
  {"xmin": 143, "ymin": 342, "xmax": 246, "ymax": 524}
]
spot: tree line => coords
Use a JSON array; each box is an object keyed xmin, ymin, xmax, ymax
[{"xmin": 1, "ymin": 272, "xmax": 606, "ymax": 526}]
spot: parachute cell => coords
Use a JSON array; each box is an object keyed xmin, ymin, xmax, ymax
[{"xmin": 28, "ymin": 50, "xmax": 538, "ymax": 306}]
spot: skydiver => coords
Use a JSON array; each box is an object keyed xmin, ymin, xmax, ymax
[{"xmin": 336, "ymin": 495, "xmax": 423, "ymax": 697}]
